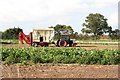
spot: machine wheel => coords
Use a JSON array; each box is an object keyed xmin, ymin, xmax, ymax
[
  {"xmin": 32, "ymin": 43, "xmax": 38, "ymax": 47},
  {"xmin": 44, "ymin": 42, "xmax": 49, "ymax": 47},
  {"xmin": 69, "ymin": 40, "xmax": 73, "ymax": 47},
  {"xmin": 57, "ymin": 39, "xmax": 60, "ymax": 47},
  {"xmin": 59, "ymin": 40, "xmax": 67, "ymax": 47}
]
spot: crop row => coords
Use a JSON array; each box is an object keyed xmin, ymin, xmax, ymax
[{"xmin": 1, "ymin": 48, "xmax": 120, "ymax": 64}]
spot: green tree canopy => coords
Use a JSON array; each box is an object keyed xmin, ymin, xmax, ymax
[
  {"xmin": 82, "ymin": 13, "xmax": 110, "ymax": 39},
  {"xmin": 0, "ymin": 31, "xmax": 2, "ymax": 39},
  {"xmin": 49, "ymin": 24, "xmax": 74, "ymax": 39},
  {"xmin": 109, "ymin": 29, "xmax": 120, "ymax": 39},
  {"xmin": 2, "ymin": 27, "xmax": 23, "ymax": 39}
]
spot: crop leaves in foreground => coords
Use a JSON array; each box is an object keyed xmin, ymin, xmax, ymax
[{"xmin": 1, "ymin": 48, "xmax": 120, "ymax": 64}]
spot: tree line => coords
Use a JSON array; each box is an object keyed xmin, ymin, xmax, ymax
[
  {"xmin": 1, "ymin": 13, "xmax": 120, "ymax": 40},
  {"xmin": 51, "ymin": 13, "xmax": 119, "ymax": 40},
  {"xmin": 1, "ymin": 27, "xmax": 23, "ymax": 39}
]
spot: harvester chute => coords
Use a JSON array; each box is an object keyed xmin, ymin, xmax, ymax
[{"xmin": 19, "ymin": 32, "xmax": 32, "ymax": 44}]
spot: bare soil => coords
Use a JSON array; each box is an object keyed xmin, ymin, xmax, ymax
[
  {"xmin": 1, "ymin": 64, "xmax": 119, "ymax": 78},
  {"xmin": 0, "ymin": 44, "xmax": 118, "ymax": 50}
]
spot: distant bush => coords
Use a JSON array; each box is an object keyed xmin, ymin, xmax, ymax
[
  {"xmin": 0, "ymin": 31, "xmax": 2, "ymax": 39},
  {"xmin": 79, "ymin": 34, "xmax": 95, "ymax": 40},
  {"xmin": 0, "ymin": 39, "xmax": 19, "ymax": 44},
  {"xmin": 2, "ymin": 27, "xmax": 23, "ymax": 39}
]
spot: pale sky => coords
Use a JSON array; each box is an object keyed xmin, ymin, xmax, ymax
[{"xmin": 0, "ymin": 0, "xmax": 119, "ymax": 34}]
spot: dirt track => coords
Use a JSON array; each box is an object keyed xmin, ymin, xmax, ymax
[{"xmin": 0, "ymin": 44, "xmax": 118, "ymax": 50}]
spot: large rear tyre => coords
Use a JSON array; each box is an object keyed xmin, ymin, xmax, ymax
[
  {"xmin": 59, "ymin": 40, "xmax": 67, "ymax": 47},
  {"xmin": 57, "ymin": 39, "xmax": 60, "ymax": 47}
]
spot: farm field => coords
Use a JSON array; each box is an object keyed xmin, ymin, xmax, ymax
[
  {"xmin": 1, "ymin": 64, "xmax": 119, "ymax": 78},
  {"xmin": 0, "ymin": 40, "xmax": 119, "ymax": 78}
]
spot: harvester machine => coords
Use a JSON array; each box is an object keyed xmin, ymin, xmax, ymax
[{"xmin": 19, "ymin": 28, "xmax": 77, "ymax": 47}]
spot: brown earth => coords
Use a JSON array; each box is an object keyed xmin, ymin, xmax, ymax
[
  {"xmin": 0, "ymin": 44, "xmax": 119, "ymax": 50},
  {"xmin": 1, "ymin": 64, "xmax": 119, "ymax": 78}
]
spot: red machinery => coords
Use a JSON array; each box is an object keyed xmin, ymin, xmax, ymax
[{"xmin": 19, "ymin": 32, "xmax": 32, "ymax": 45}]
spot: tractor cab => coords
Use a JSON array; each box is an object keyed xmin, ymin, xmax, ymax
[
  {"xmin": 57, "ymin": 30, "xmax": 77, "ymax": 47},
  {"xmin": 61, "ymin": 34, "xmax": 70, "ymax": 41}
]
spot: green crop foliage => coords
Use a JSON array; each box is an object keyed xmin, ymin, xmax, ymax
[{"xmin": 0, "ymin": 48, "xmax": 120, "ymax": 64}]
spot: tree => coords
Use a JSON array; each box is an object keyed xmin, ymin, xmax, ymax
[
  {"xmin": 109, "ymin": 29, "xmax": 120, "ymax": 39},
  {"xmin": 2, "ymin": 27, "xmax": 23, "ymax": 39},
  {"xmin": 82, "ymin": 13, "xmax": 110, "ymax": 39},
  {"xmin": 81, "ymin": 28, "xmax": 92, "ymax": 35},
  {"xmin": 73, "ymin": 32, "xmax": 79, "ymax": 40},
  {"xmin": 50, "ymin": 24, "xmax": 74, "ymax": 39},
  {"xmin": 0, "ymin": 31, "xmax": 2, "ymax": 39}
]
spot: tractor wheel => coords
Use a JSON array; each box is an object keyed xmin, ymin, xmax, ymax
[
  {"xmin": 69, "ymin": 40, "xmax": 73, "ymax": 47},
  {"xmin": 59, "ymin": 40, "xmax": 67, "ymax": 47},
  {"xmin": 57, "ymin": 39, "xmax": 60, "ymax": 47}
]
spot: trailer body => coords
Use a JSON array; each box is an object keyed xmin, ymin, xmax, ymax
[
  {"xmin": 31, "ymin": 28, "xmax": 54, "ymax": 46},
  {"xmin": 32, "ymin": 28, "xmax": 54, "ymax": 42}
]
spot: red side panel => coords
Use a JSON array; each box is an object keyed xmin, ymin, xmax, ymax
[
  {"xmin": 19, "ymin": 32, "xmax": 32, "ymax": 44},
  {"xmin": 19, "ymin": 32, "xmax": 24, "ymax": 44},
  {"xmin": 28, "ymin": 32, "xmax": 32, "ymax": 41}
]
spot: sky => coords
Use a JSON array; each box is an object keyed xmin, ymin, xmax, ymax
[{"xmin": 0, "ymin": 0, "xmax": 119, "ymax": 34}]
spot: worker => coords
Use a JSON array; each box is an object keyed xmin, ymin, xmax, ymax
[{"xmin": 40, "ymin": 35, "xmax": 43, "ymax": 42}]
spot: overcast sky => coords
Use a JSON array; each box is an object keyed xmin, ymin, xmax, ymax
[{"xmin": 0, "ymin": 0, "xmax": 119, "ymax": 34}]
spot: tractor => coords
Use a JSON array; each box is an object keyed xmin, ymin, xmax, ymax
[{"xmin": 56, "ymin": 30, "xmax": 77, "ymax": 47}]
